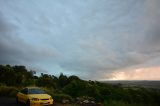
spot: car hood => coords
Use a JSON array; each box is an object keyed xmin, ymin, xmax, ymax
[{"xmin": 28, "ymin": 94, "xmax": 51, "ymax": 99}]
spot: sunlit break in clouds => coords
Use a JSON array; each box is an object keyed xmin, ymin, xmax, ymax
[
  {"xmin": 0, "ymin": 0, "xmax": 160, "ymax": 80},
  {"xmin": 110, "ymin": 67, "xmax": 160, "ymax": 80}
]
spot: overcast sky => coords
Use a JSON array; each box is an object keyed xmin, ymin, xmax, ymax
[{"xmin": 0, "ymin": 0, "xmax": 160, "ymax": 80}]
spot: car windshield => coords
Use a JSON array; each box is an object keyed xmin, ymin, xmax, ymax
[{"xmin": 28, "ymin": 88, "xmax": 46, "ymax": 94}]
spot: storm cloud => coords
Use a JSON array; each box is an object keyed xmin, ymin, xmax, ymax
[
  {"xmin": 0, "ymin": 0, "xmax": 160, "ymax": 80},
  {"xmin": 0, "ymin": 12, "xmax": 57, "ymax": 68}
]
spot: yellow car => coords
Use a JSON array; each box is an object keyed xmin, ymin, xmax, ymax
[{"xmin": 16, "ymin": 87, "xmax": 54, "ymax": 106}]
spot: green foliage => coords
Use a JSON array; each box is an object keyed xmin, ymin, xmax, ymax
[
  {"xmin": 63, "ymin": 80, "xmax": 160, "ymax": 105},
  {"xmin": 63, "ymin": 80, "xmax": 101, "ymax": 101},
  {"xmin": 63, "ymin": 80, "xmax": 86, "ymax": 97},
  {"xmin": 52, "ymin": 93, "xmax": 73, "ymax": 102},
  {"xmin": 58, "ymin": 73, "xmax": 69, "ymax": 88},
  {"xmin": 44, "ymin": 88, "xmax": 73, "ymax": 102},
  {"xmin": 0, "ymin": 65, "xmax": 35, "ymax": 86},
  {"xmin": 0, "ymin": 86, "xmax": 18, "ymax": 97},
  {"xmin": 103, "ymin": 100, "xmax": 159, "ymax": 106},
  {"xmin": 68, "ymin": 75, "xmax": 80, "ymax": 82},
  {"xmin": 35, "ymin": 73, "xmax": 57, "ymax": 88}
]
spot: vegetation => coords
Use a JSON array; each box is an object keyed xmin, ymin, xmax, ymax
[
  {"xmin": 0, "ymin": 86, "xmax": 18, "ymax": 97},
  {"xmin": 0, "ymin": 64, "xmax": 160, "ymax": 106},
  {"xmin": 0, "ymin": 65, "xmax": 34, "ymax": 86}
]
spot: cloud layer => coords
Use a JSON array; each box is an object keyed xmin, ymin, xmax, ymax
[
  {"xmin": 0, "ymin": 12, "xmax": 57, "ymax": 69},
  {"xmin": 0, "ymin": 0, "xmax": 160, "ymax": 80}
]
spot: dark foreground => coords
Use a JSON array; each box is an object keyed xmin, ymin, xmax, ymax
[
  {"xmin": 0, "ymin": 97, "xmax": 18, "ymax": 106},
  {"xmin": 0, "ymin": 97, "xmax": 76, "ymax": 106},
  {"xmin": 0, "ymin": 97, "xmax": 55, "ymax": 106}
]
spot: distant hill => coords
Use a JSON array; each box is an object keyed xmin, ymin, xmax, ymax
[{"xmin": 102, "ymin": 80, "xmax": 160, "ymax": 89}]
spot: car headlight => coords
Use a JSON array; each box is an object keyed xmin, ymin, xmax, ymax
[{"xmin": 32, "ymin": 98, "xmax": 39, "ymax": 101}]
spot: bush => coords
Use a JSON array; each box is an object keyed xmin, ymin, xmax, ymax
[
  {"xmin": 0, "ymin": 86, "xmax": 18, "ymax": 97},
  {"xmin": 52, "ymin": 93, "xmax": 73, "ymax": 103},
  {"xmin": 103, "ymin": 100, "xmax": 159, "ymax": 106},
  {"xmin": 37, "ymin": 87, "xmax": 73, "ymax": 103}
]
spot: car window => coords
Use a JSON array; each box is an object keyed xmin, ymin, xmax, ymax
[
  {"xmin": 21, "ymin": 88, "xmax": 28, "ymax": 94},
  {"xmin": 28, "ymin": 88, "xmax": 46, "ymax": 94}
]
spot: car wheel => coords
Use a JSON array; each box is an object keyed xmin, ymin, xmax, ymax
[
  {"xmin": 16, "ymin": 97, "xmax": 19, "ymax": 104},
  {"xmin": 26, "ymin": 100, "xmax": 30, "ymax": 106}
]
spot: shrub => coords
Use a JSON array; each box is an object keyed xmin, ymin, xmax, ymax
[
  {"xmin": 52, "ymin": 93, "xmax": 73, "ymax": 103},
  {"xmin": 103, "ymin": 100, "xmax": 159, "ymax": 106},
  {"xmin": 0, "ymin": 86, "xmax": 18, "ymax": 97}
]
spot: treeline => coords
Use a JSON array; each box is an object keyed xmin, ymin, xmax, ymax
[
  {"xmin": 0, "ymin": 65, "xmax": 160, "ymax": 105},
  {"xmin": 0, "ymin": 65, "xmax": 34, "ymax": 86}
]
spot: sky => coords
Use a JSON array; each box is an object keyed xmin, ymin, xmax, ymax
[{"xmin": 0, "ymin": 0, "xmax": 160, "ymax": 80}]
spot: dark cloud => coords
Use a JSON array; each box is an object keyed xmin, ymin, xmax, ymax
[
  {"xmin": 0, "ymin": 0, "xmax": 160, "ymax": 80},
  {"xmin": 57, "ymin": 0, "xmax": 160, "ymax": 80},
  {"xmin": 0, "ymin": 13, "xmax": 57, "ymax": 66}
]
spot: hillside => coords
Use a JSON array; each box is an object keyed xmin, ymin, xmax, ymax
[{"xmin": 103, "ymin": 80, "xmax": 160, "ymax": 89}]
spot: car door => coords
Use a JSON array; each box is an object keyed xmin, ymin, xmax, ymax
[{"xmin": 18, "ymin": 88, "xmax": 28, "ymax": 103}]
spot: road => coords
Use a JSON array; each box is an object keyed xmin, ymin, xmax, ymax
[{"xmin": 0, "ymin": 97, "xmax": 21, "ymax": 106}]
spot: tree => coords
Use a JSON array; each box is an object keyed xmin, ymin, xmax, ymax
[
  {"xmin": 0, "ymin": 65, "xmax": 34, "ymax": 86},
  {"xmin": 36, "ymin": 73, "xmax": 56, "ymax": 88},
  {"xmin": 58, "ymin": 73, "xmax": 69, "ymax": 88}
]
